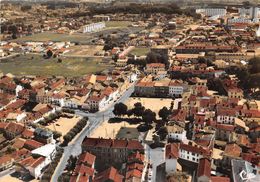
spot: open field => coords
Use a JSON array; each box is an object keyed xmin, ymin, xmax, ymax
[
  {"xmin": 65, "ymin": 45, "xmax": 104, "ymax": 57},
  {"xmin": 16, "ymin": 32, "xmax": 92, "ymax": 43},
  {"xmin": 129, "ymin": 47, "xmax": 150, "ymax": 56},
  {"xmin": 105, "ymin": 21, "xmax": 132, "ymax": 28},
  {"xmin": 15, "ymin": 21, "xmax": 132, "ymax": 44},
  {"xmin": 46, "ymin": 116, "xmax": 81, "ymax": 139},
  {"xmin": 90, "ymin": 120, "xmax": 139, "ymax": 139},
  {"xmin": 125, "ymin": 97, "xmax": 174, "ymax": 118},
  {"xmin": 0, "ymin": 54, "xmax": 111, "ymax": 77}
]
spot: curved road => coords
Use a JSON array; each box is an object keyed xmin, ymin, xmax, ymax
[{"xmin": 51, "ymin": 85, "xmax": 135, "ymax": 182}]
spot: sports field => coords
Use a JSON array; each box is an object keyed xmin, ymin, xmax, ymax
[{"xmin": 0, "ymin": 54, "xmax": 111, "ymax": 77}]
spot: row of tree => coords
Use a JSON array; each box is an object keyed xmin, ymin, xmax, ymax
[
  {"xmin": 62, "ymin": 117, "xmax": 88, "ymax": 146},
  {"xmin": 113, "ymin": 102, "xmax": 171, "ymax": 125},
  {"xmin": 38, "ymin": 111, "xmax": 62, "ymax": 126},
  {"xmin": 228, "ymin": 57, "xmax": 260, "ymax": 93}
]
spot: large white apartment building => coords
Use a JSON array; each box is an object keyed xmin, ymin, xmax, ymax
[
  {"xmin": 196, "ymin": 8, "xmax": 227, "ymax": 17},
  {"xmin": 82, "ymin": 22, "xmax": 105, "ymax": 33},
  {"xmin": 239, "ymin": 7, "xmax": 259, "ymax": 19}
]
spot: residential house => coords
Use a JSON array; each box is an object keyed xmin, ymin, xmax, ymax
[
  {"xmin": 145, "ymin": 63, "xmax": 165, "ymax": 74},
  {"xmin": 82, "ymin": 138, "xmax": 144, "ymax": 165},
  {"xmin": 94, "ymin": 167, "xmax": 124, "ymax": 182},
  {"xmin": 167, "ymin": 125, "xmax": 187, "ymax": 143},
  {"xmin": 179, "ymin": 142, "xmax": 211, "ymax": 163},
  {"xmin": 215, "ymin": 124, "xmax": 235, "ymax": 141}
]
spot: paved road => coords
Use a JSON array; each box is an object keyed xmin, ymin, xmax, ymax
[
  {"xmin": 0, "ymin": 168, "xmax": 15, "ymax": 178},
  {"xmin": 51, "ymin": 85, "xmax": 135, "ymax": 182}
]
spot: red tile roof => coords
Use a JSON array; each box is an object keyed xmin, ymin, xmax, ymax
[
  {"xmin": 146, "ymin": 63, "xmax": 165, "ymax": 68},
  {"xmin": 224, "ymin": 143, "xmax": 241, "ymax": 157},
  {"xmin": 77, "ymin": 152, "xmax": 96, "ymax": 167},
  {"xmin": 22, "ymin": 129, "xmax": 34, "ymax": 138},
  {"xmin": 126, "ymin": 169, "xmax": 142, "ymax": 179},
  {"xmin": 74, "ymin": 164, "xmax": 94, "ymax": 176},
  {"xmin": 5, "ymin": 122, "xmax": 25, "ymax": 134},
  {"xmin": 210, "ymin": 176, "xmax": 230, "ymax": 182},
  {"xmin": 197, "ymin": 158, "xmax": 211, "ymax": 178},
  {"xmin": 24, "ymin": 139, "xmax": 44, "ymax": 150},
  {"xmin": 94, "ymin": 167, "xmax": 123, "ymax": 182},
  {"xmin": 128, "ymin": 151, "xmax": 145, "ymax": 162},
  {"xmin": 0, "ymin": 155, "xmax": 13, "ymax": 166},
  {"xmin": 180, "ymin": 143, "xmax": 211, "ymax": 157},
  {"xmin": 216, "ymin": 124, "xmax": 235, "ymax": 132},
  {"xmin": 165, "ymin": 143, "xmax": 179, "ymax": 159}
]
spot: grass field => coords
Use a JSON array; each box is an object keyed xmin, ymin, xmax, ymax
[
  {"xmin": 15, "ymin": 21, "xmax": 132, "ymax": 43},
  {"xmin": 0, "ymin": 54, "xmax": 111, "ymax": 77},
  {"xmin": 105, "ymin": 21, "xmax": 132, "ymax": 28},
  {"xmin": 129, "ymin": 47, "xmax": 150, "ymax": 56},
  {"xmin": 16, "ymin": 32, "xmax": 92, "ymax": 43}
]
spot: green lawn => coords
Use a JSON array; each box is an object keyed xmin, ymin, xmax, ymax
[
  {"xmin": 129, "ymin": 47, "xmax": 150, "ymax": 56},
  {"xmin": 16, "ymin": 32, "xmax": 92, "ymax": 43},
  {"xmin": 0, "ymin": 54, "xmax": 111, "ymax": 77}
]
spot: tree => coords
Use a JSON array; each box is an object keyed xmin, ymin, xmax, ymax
[
  {"xmin": 132, "ymin": 102, "xmax": 145, "ymax": 118},
  {"xmin": 159, "ymin": 107, "xmax": 171, "ymax": 121},
  {"xmin": 113, "ymin": 102, "xmax": 128, "ymax": 117},
  {"xmin": 12, "ymin": 33, "xmax": 17, "ymax": 39},
  {"xmin": 248, "ymin": 57, "xmax": 260, "ymax": 75},
  {"xmin": 46, "ymin": 49, "xmax": 53, "ymax": 58},
  {"xmin": 157, "ymin": 126, "xmax": 168, "ymax": 140},
  {"xmin": 127, "ymin": 109, "xmax": 133, "ymax": 118},
  {"xmin": 142, "ymin": 109, "xmax": 156, "ymax": 125}
]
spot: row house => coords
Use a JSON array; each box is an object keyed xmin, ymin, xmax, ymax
[
  {"xmin": 169, "ymin": 80, "xmax": 187, "ymax": 97},
  {"xmin": 227, "ymin": 88, "xmax": 243, "ymax": 99},
  {"xmin": 134, "ymin": 82, "xmax": 155, "ymax": 97},
  {"xmin": 134, "ymin": 80, "xmax": 188, "ymax": 98},
  {"xmin": 125, "ymin": 152, "xmax": 145, "ymax": 182},
  {"xmin": 94, "ymin": 166, "xmax": 123, "ymax": 182},
  {"xmin": 0, "ymin": 122, "xmax": 25, "ymax": 139},
  {"xmin": 179, "ymin": 142, "xmax": 211, "ymax": 163},
  {"xmin": 215, "ymin": 124, "xmax": 235, "ymax": 142},
  {"xmin": 164, "ymin": 142, "xmax": 211, "ymax": 168},
  {"xmin": 175, "ymin": 44, "xmax": 238, "ymax": 54},
  {"xmin": 86, "ymin": 87, "xmax": 119, "ymax": 112},
  {"xmin": 144, "ymin": 63, "xmax": 166, "ymax": 74},
  {"xmin": 82, "ymin": 137, "xmax": 144, "ymax": 165},
  {"xmin": 70, "ymin": 152, "xmax": 96, "ymax": 182}
]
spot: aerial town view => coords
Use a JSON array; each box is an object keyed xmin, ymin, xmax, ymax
[{"xmin": 0, "ymin": 0, "xmax": 260, "ymax": 182}]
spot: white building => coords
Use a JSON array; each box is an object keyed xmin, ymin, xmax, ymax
[
  {"xmin": 179, "ymin": 143, "xmax": 209, "ymax": 163},
  {"xmin": 228, "ymin": 17, "xmax": 252, "ymax": 24},
  {"xmin": 239, "ymin": 7, "xmax": 259, "ymax": 19},
  {"xmin": 217, "ymin": 115, "xmax": 235, "ymax": 125},
  {"xmin": 28, "ymin": 143, "xmax": 56, "ymax": 179},
  {"xmin": 87, "ymin": 95, "xmax": 107, "ymax": 111},
  {"xmin": 82, "ymin": 22, "xmax": 105, "ymax": 33},
  {"xmin": 169, "ymin": 82, "xmax": 185, "ymax": 97},
  {"xmin": 196, "ymin": 8, "xmax": 227, "ymax": 17},
  {"xmin": 167, "ymin": 125, "xmax": 188, "ymax": 143}
]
